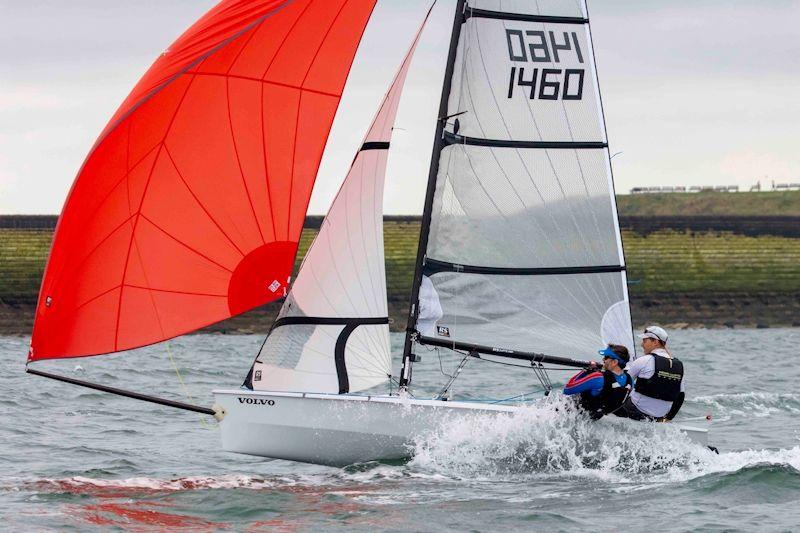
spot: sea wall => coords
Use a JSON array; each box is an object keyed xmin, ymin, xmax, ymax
[{"xmin": 2, "ymin": 212, "xmax": 799, "ymax": 335}]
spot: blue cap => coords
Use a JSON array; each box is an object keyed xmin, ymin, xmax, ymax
[{"xmin": 598, "ymin": 347, "xmax": 627, "ymax": 367}]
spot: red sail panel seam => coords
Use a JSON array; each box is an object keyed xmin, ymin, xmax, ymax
[
  {"xmin": 224, "ymin": 18, "xmax": 260, "ymax": 75},
  {"xmin": 195, "ymin": 71, "xmax": 340, "ymax": 98},
  {"xmin": 48, "ymin": 144, "xmax": 161, "ymax": 291},
  {"xmin": 259, "ymin": 81, "xmax": 279, "ymax": 242},
  {"xmin": 51, "ymin": 212, "xmax": 139, "ymax": 303},
  {"xmin": 259, "ymin": 0, "xmax": 316, "ymax": 80},
  {"xmin": 123, "ymin": 284, "xmax": 228, "ymax": 298},
  {"xmin": 72, "ymin": 284, "xmax": 123, "ymax": 314},
  {"xmin": 114, "ymin": 74, "xmax": 199, "ymax": 351},
  {"xmin": 287, "ymin": 0, "xmax": 351, "ymax": 241},
  {"xmin": 225, "ymin": 76, "xmax": 265, "ymax": 245},
  {"xmin": 88, "ymin": 1, "xmax": 292, "ymax": 159},
  {"xmin": 162, "ymin": 144, "xmax": 247, "ymax": 257},
  {"xmin": 255, "ymin": 0, "xmax": 318, "ymax": 241},
  {"xmin": 138, "ymin": 213, "xmax": 236, "ymax": 274},
  {"xmin": 125, "ymin": 120, "xmax": 132, "ymax": 213}
]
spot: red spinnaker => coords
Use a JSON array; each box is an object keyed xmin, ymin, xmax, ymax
[{"xmin": 30, "ymin": 0, "xmax": 377, "ymax": 361}]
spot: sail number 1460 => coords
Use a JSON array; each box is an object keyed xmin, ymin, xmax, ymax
[{"xmin": 505, "ymin": 29, "xmax": 586, "ymax": 101}]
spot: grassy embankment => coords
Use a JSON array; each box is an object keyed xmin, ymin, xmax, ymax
[
  {"xmin": 616, "ymin": 190, "xmax": 800, "ymax": 216},
  {"xmin": 2, "ymin": 191, "xmax": 799, "ymax": 333}
]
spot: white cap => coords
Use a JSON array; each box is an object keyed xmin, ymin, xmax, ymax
[{"xmin": 638, "ymin": 325, "xmax": 668, "ymax": 343}]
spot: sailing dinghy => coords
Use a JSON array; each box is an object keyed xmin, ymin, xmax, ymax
[{"xmin": 28, "ymin": 0, "xmax": 708, "ymax": 467}]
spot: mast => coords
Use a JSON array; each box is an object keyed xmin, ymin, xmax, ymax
[{"xmin": 399, "ymin": 0, "xmax": 466, "ymax": 389}]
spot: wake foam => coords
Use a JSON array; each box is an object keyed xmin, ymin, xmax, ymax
[
  {"xmin": 24, "ymin": 475, "xmax": 287, "ymax": 494},
  {"xmin": 409, "ymin": 396, "xmax": 800, "ymax": 483}
]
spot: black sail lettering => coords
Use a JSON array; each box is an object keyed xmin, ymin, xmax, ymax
[
  {"xmin": 517, "ymin": 67, "xmax": 539, "ymax": 99},
  {"xmin": 505, "ymin": 29, "xmax": 527, "ymax": 61},
  {"xmin": 548, "ymin": 31, "xmax": 571, "ymax": 63},
  {"xmin": 539, "ymin": 69, "xmax": 561, "ymax": 100},
  {"xmin": 525, "ymin": 30, "xmax": 551, "ymax": 62},
  {"xmin": 562, "ymin": 69, "xmax": 585, "ymax": 100},
  {"xmin": 571, "ymin": 32, "xmax": 584, "ymax": 63}
]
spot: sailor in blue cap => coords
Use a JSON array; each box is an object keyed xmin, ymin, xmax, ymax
[{"xmin": 564, "ymin": 344, "xmax": 633, "ymax": 419}]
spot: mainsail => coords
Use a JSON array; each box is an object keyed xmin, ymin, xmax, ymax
[
  {"xmin": 29, "ymin": 0, "xmax": 379, "ymax": 360},
  {"xmin": 403, "ymin": 0, "xmax": 635, "ymax": 378},
  {"xmin": 248, "ymin": 12, "xmax": 429, "ymax": 394}
]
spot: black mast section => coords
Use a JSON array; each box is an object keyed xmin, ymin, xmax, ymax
[{"xmin": 399, "ymin": 0, "xmax": 466, "ymax": 389}]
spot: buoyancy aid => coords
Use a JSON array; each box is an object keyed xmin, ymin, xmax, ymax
[
  {"xmin": 579, "ymin": 370, "xmax": 633, "ymax": 418},
  {"xmin": 634, "ymin": 354, "xmax": 684, "ymax": 402}
]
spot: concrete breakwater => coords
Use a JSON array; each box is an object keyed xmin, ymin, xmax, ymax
[{"xmin": 2, "ymin": 213, "xmax": 799, "ymax": 335}]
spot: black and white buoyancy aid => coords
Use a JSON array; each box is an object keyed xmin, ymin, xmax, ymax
[{"xmin": 633, "ymin": 354, "xmax": 684, "ymax": 402}]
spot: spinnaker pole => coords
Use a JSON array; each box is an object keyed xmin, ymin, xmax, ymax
[
  {"xmin": 400, "ymin": 0, "xmax": 466, "ymax": 389},
  {"xmin": 27, "ymin": 368, "xmax": 219, "ymax": 417}
]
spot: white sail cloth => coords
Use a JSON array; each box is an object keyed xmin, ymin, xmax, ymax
[
  {"xmin": 416, "ymin": 0, "xmax": 636, "ymax": 358},
  {"xmin": 250, "ymin": 19, "xmax": 424, "ymax": 394}
]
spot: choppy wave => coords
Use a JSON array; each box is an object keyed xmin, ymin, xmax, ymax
[{"xmin": 693, "ymin": 392, "xmax": 800, "ymax": 418}]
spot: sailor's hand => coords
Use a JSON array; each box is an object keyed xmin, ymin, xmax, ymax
[{"xmin": 585, "ymin": 361, "xmax": 599, "ymax": 372}]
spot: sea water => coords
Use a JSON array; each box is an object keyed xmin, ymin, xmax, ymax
[{"xmin": 1, "ymin": 329, "xmax": 799, "ymax": 531}]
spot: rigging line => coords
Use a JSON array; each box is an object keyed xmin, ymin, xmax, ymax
[
  {"xmin": 489, "ymin": 390, "xmax": 549, "ymax": 404},
  {"xmin": 128, "ymin": 222, "xmax": 212, "ymax": 428},
  {"xmin": 162, "ymin": 145, "xmax": 247, "ymax": 257},
  {"xmin": 167, "ymin": 342, "xmax": 213, "ymax": 429},
  {"xmin": 226, "ymin": 76, "xmax": 266, "ymax": 245},
  {"xmin": 436, "ymin": 351, "xmax": 470, "ymax": 399}
]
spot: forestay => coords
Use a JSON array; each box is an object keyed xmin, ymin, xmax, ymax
[
  {"xmin": 247, "ymin": 16, "xmax": 427, "ymax": 394},
  {"xmin": 411, "ymin": 0, "xmax": 635, "ymax": 360}
]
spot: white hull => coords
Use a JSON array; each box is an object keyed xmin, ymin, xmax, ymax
[{"xmin": 213, "ymin": 389, "xmax": 709, "ymax": 466}]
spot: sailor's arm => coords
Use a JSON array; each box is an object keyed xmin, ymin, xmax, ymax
[
  {"xmin": 563, "ymin": 371, "xmax": 603, "ymax": 397},
  {"xmin": 625, "ymin": 355, "xmax": 646, "ymax": 380},
  {"xmin": 664, "ymin": 392, "xmax": 684, "ymax": 421}
]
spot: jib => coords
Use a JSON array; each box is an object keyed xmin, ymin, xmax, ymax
[{"xmin": 238, "ymin": 397, "xmax": 275, "ymax": 406}]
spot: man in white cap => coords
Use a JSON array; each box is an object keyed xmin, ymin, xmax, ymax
[{"xmin": 617, "ymin": 325, "xmax": 685, "ymax": 421}]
